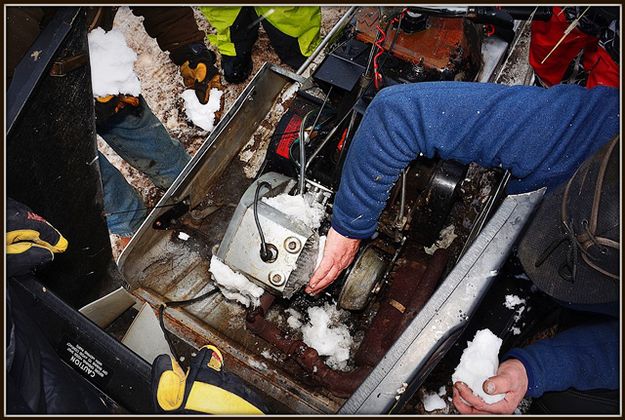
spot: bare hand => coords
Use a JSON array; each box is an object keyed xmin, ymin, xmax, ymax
[
  {"xmin": 452, "ymin": 359, "xmax": 528, "ymax": 414},
  {"xmin": 305, "ymin": 227, "xmax": 360, "ymax": 295}
]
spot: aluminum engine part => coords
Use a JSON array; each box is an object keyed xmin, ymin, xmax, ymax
[{"xmin": 217, "ymin": 172, "xmax": 318, "ymax": 298}]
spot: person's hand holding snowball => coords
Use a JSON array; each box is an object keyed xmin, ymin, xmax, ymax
[{"xmin": 452, "ymin": 359, "xmax": 528, "ymax": 414}]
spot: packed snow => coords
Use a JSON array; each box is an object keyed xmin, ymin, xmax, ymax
[
  {"xmin": 209, "ymin": 255, "xmax": 264, "ymax": 308},
  {"xmin": 262, "ymin": 193, "xmax": 325, "ymax": 229},
  {"xmin": 452, "ymin": 329, "xmax": 506, "ymax": 404},
  {"xmin": 424, "ymin": 224, "xmax": 458, "ymax": 255},
  {"xmin": 286, "ymin": 308, "xmax": 303, "ymax": 329},
  {"xmin": 182, "ymin": 88, "xmax": 223, "ymax": 132},
  {"xmin": 504, "ymin": 294, "xmax": 526, "ymax": 309},
  {"xmin": 88, "ymin": 28, "xmax": 141, "ymax": 97},
  {"xmin": 422, "ymin": 390, "xmax": 447, "ymax": 412},
  {"xmin": 301, "ymin": 303, "xmax": 353, "ymax": 370}
]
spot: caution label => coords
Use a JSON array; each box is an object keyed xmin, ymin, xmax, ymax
[{"xmin": 60, "ymin": 338, "xmax": 111, "ymax": 387}]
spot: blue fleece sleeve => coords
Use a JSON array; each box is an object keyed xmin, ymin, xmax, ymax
[
  {"xmin": 503, "ymin": 319, "xmax": 619, "ymax": 397},
  {"xmin": 331, "ymin": 82, "xmax": 620, "ymax": 239}
]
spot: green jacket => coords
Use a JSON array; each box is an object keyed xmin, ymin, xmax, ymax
[{"xmin": 199, "ymin": 6, "xmax": 321, "ymax": 57}]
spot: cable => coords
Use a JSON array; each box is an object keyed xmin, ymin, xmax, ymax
[
  {"xmin": 297, "ymin": 112, "xmax": 313, "ymax": 195},
  {"xmin": 254, "ymin": 181, "xmax": 273, "ymax": 261},
  {"xmin": 158, "ymin": 288, "xmax": 220, "ymax": 363}
]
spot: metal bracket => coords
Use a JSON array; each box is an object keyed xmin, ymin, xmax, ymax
[{"xmin": 50, "ymin": 53, "xmax": 88, "ymax": 76}]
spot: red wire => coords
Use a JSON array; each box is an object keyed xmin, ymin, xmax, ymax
[
  {"xmin": 372, "ymin": 11, "xmax": 406, "ymax": 90},
  {"xmin": 373, "ymin": 25, "xmax": 386, "ymax": 90}
]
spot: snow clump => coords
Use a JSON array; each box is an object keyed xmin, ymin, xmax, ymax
[
  {"xmin": 504, "ymin": 294, "xmax": 526, "ymax": 309},
  {"xmin": 88, "ymin": 28, "xmax": 141, "ymax": 97},
  {"xmin": 302, "ymin": 303, "xmax": 353, "ymax": 370},
  {"xmin": 262, "ymin": 193, "xmax": 325, "ymax": 229},
  {"xmin": 209, "ymin": 255, "xmax": 264, "ymax": 308},
  {"xmin": 452, "ymin": 329, "xmax": 506, "ymax": 404},
  {"xmin": 315, "ymin": 235, "xmax": 326, "ymax": 269},
  {"xmin": 422, "ymin": 390, "xmax": 447, "ymax": 412},
  {"xmin": 182, "ymin": 88, "xmax": 223, "ymax": 132}
]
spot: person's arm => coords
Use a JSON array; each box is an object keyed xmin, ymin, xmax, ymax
[
  {"xmin": 453, "ymin": 319, "xmax": 619, "ymax": 414},
  {"xmin": 131, "ymin": 7, "xmax": 221, "ymax": 104},
  {"xmin": 307, "ymin": 82, "xmax": 619, "ymax": 294},
  {"xmin": 505, "ymin": 319, "xmax": 619, "ymax": 397},
  {"xmin": 333, "ymin": 81, "xmax": 619, "ymax": 239}
]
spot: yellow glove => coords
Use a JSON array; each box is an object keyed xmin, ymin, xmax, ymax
[
  {"xmin": 152, "ymin": 345, "xmax": 266, "ymax": 414},
  {"xmin": 171, "ymin": 43, "xmax": 222, "ymax": 106},
  {"xmin": 6, "ymin": 198, "xmax": 68, "ymax": 277}
]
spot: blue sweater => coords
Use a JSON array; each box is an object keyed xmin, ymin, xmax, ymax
[{"xmin": 331, "ymin": 82, "xmax": 620, "ymax": 396}]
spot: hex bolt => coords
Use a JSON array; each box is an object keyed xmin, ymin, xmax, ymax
[
  {"xmin": 284, "ymin": 237, "xmax": 301, "ymax": 254},
  {"xmin": 269, "ymin": 271, "xmax": 285, "ymax": 287}
]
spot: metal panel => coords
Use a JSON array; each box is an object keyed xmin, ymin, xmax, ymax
[{"xmin": 339, "ymin": 188, "xmax": 545, "ymax": 414}]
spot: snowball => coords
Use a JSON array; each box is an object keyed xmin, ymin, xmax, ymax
[
  {"xmin": 504, "ymin": 294, "xmax": 526, "ymax": 309},
  {"xmin": 209, "ymin": 255, "xmax": 264, "ymax": 308},
  {"xmin": 182, "ymin": 88, "xmax": 223, "ymax": 132},
  {"xmin": 452, "ymin": 329, "xmax": 505, "ymax": 404},
  {"xmin": 88, "ymin": 28, "xmax": 141, "ymax": 97},
  {"xmin": 422, "ymin": 390, "xmax": 447, "ymax": 412},
  {"xmin": 301, "ymin": 303, "xmax": 353, "ymax": 370},
  {"xmin": 262, "ymin": 193, "xmax": 325, "ymax": 229}
]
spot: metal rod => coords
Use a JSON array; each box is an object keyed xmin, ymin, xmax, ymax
[
  {"xmin": 296, "ymin": 6, "xmax": 358, "ymax": 75},
  {"xmin": 397, "ymin": 169, "xmax": 407, "ymax": 224}
]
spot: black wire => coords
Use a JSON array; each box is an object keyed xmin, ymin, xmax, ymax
[
  {"xmin": 158, "ymin": 288, "xmax": 220, "ymax": 363},
  {"xmin": 254, "ymin": 181, "xmax": 272, "ymax": 260}
]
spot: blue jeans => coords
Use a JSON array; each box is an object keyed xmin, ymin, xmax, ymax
[{"xmin": 97, "ymin": 96, "xmax": 191, "ymax": 236}]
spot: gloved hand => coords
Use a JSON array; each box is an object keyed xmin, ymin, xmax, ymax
[
  {"xmin": 170, "ymin": 43, "xmax": 222, "ymax": 105},
  {"xmin": 94, "ymin": 94, "xmax": 140, "ymax": 127},
  {"xmin": 6, "ymin": 197, "xmax": 68, "ymax": 278},
  {"xmin": 152, "ymin": 345, "xmax": 266, "ymax": 414}
]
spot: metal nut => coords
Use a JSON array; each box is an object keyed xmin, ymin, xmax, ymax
[
  {"xmin": 284, "ymin": 237, "xmax": 301, "ymax": 254},
  {"xmin": 268, "ymin": 271, "xmax": 286, "ymax": 287}
]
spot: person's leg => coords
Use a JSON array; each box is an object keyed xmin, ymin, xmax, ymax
[
  {"xmin": 260, "ymin": 20, "xmax": 306, "ymax": 70},
  {"xmin": 257, "ymin": 6, "xmax": 321, "ymax": 70},
  {"xmin": 201, "ymin": 6, "xmax": 259, "ymax": 83},
  {"xmin": 97, "ymin": 96, "xmax": 191, "ymax": 190},
  {"xmin": 97, "ymin": 151, "xmax": 146, "ymax": 236}
]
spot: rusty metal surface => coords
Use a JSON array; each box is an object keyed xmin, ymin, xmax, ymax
[
  {"xmin": 355, "ymin": 7, "xmax": 469, "ymax": 68},
  {"xmin": 133, "ymin": 287, "xmax": 341, "ymax": 413},
  {"xmin": 246, "ymin": 293, "xmax": 373, "ymax": 398}
]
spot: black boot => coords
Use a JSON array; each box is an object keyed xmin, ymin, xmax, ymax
[{"xmin": 222, "ymin": 54, "xmax": 253, "ymax": 84}]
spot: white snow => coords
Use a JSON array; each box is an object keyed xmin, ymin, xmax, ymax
[
  {"xmin": 182, "ymin": 88, "xmax": 223, "ymax": 132},
  {"xmin": 452, "ymin": 329, "xmax": 506, "ymax": 404},
  {"xmin": 301, "ymin": 303, "xmax": 353, "ymax": 370},
  {"xmin": 247, "ymin": 357, "xmax": 268, "ymax": 371},
  {"xmin": 424, "ymin": 224, "xmax": 458, "ymax": 255},
  {"xmin": 88, "ymin": 28, "xmax": 141, "ymax": 97},
  {"xmin": 280, "ymin": 82, "xmax": 300, "ymax": 102},
  {"xmin": 511, "ymin": 327, "xmax": 521, "ymax": 335},
  {"xmin": 315, "ymin": 235, "xmax": 327, "ymax": 269},
  {"xmin": 178, "ymin": 232, "xmax": 190, "ymax": 241},
  {"xmin": 260, "ymin": 349, "xmax": 275, "ymax": 361},
  {"xmin": 262, "ymin": 193, "xmax": 325, "ymax": 229},
  {"xmin": 504, "ymin": 294, "xmax": 526, "ymax": 309},
  {"xmin": 422, "ymin": 390, "xmax": 447, "ymax": 412},
  {"xmin": 209, "ymin": 255, "xmax": 264, "ymax": 308},
  {"xmin": 286, "ymin": 308, "xmax": 303, "ymax": 329},
  {"xmin": 438, "ymin": 385, "xmax": 447, "ymax": 397}
]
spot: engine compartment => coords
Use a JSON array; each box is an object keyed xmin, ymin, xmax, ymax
[{"xmin": 117, "ymin": 8, "xmax": 517, "ymax": 413}]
